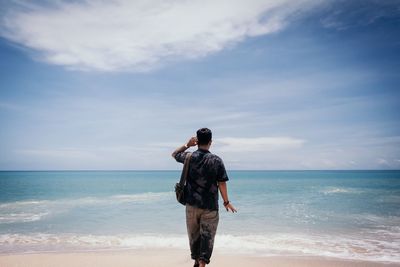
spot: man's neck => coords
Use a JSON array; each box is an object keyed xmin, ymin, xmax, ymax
[{"xmin": 198, "ymin": 145, "xmax": 209, "ymax": 151}]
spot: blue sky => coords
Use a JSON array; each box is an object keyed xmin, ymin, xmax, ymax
[{"xmin": 0, "ymin": 0, "xmax": 399, "ymax": 170}]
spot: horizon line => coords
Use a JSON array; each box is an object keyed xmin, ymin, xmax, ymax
[{"xmin": 0, "ymin": 169, "xmax": 399, "ymax": 172}]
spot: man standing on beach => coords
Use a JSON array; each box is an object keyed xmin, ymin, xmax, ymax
[{"xmin": 172, "ymin": 128, "xmax": 237, "ymax": 267}]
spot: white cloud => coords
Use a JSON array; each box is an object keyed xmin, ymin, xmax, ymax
[
  {"xmin": 1, "ymin": 0, "xmax": 321, "ymax": 72},
  {"xmin": 215, "ymin": 136, "xmax": 305, "ymax": 152},
  {"xmin": 13, "ymin": 146, "xmax": 173, "ymax": 170},
  {"xmin": 377, "ymin": 158, "xmax": 389, "ymax": 166},
  {"xmin": 16, "ymin": 148, "xmax": 100, "ymax": 161}
]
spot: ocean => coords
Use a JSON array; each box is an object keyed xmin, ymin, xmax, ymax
[{"xmin": 0, "ymin": 170, "xmax": 399, "ymax": 263}]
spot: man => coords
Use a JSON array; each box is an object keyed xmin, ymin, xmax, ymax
[{"xmin": 172, "ymin": 128, "xmax": 236, "ymax": 267}]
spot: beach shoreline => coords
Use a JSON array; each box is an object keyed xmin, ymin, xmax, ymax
[
  {"xmin": 1, "ymin": 171, "xmax": 399, "ymax": 265},
  {"xmin": 1, "ymin": 249, "xmax": 399, "ymax": 267}
]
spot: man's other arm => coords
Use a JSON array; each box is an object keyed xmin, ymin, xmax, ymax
[{"xmin": 219, "ymin": 182, "xmax": 237, "ymax": 213}]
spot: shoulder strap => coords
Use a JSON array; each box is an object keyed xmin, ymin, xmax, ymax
[{"xmin": 179, "ymin": 152, "xmax": 192, "ymax": 186}]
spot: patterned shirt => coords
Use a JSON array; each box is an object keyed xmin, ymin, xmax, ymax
[{"xmin": 175, "ymin": 148, "xmax": 229, "ymax": 211}]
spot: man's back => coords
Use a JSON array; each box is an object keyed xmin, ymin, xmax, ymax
[{"xmin": 174, "ymin": 148, "xmax": 229, "ymax": 210}]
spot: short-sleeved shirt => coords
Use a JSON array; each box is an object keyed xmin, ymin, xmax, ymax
[{"xmin": 175, "ymin": 148, "xmax": 229, "ymax": 211}]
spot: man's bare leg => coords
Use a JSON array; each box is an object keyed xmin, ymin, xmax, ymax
[{"xmin": 199, "ymin": 260, "xmax": 206, "ymax": 267}]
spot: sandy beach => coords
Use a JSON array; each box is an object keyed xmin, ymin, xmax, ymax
[{"xmin": 1, "ymin": 249, "xmax": 399, "ymax": 267}]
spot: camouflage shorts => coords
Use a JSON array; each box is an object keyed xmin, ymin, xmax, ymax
[{"xmin": 186, "ymin": 204, "xmax": 219, "ymax": 264}]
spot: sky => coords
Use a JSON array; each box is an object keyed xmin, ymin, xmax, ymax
[{"xmin": 0, "ymin": 0, "xmax": 399, "ymax": 170}]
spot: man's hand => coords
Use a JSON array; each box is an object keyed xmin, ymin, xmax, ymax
[
  {"xmin": 224, "ymin": 202, "xmax": 237, "ymax": 213},
  {"xmin": 171, "ymin": 136, "xmax": 197, "ymax": 159},
  {"xmin": 186, "ymin": 136, "xmax": 197, "ymax": 147}
]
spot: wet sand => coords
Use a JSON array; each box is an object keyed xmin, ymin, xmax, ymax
[{"xmin": 1, "ymin": 249, "xmax": 399, "ymax": 267}]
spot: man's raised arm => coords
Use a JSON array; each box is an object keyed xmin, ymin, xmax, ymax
[{"xmin": 171, "ymin": 136, "xmax": 197, "ymax": 159}]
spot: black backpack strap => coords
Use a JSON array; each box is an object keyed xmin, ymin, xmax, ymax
[{"xmin": 179, "ymin": 152, "xmax": 192, "ymax": 186}]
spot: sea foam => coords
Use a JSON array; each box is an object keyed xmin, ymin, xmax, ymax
[
  {"xmin": 0, "ymin": 232, "xmax": 399, "ymax": 263},
  {"xmin": 0, "ymin": 192, "xmax": 172, "ymax": 224},
  {"xmin": 320, "ymin": 187, "xmax": 361, "ymax": 195}
]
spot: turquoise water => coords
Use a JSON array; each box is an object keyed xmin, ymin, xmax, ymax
[{"xmin": 0, "ymin": 170, "xmax": 399, "ymax": 263}]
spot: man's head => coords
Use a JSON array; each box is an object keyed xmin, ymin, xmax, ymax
[{"xmin": 196, "ymin": 128, "xmax": 212, "ymax": 146}]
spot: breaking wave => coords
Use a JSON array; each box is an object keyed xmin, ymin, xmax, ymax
[
  {"xmin": 0, "ymin": 192, "xmax": 172, "ymax": 224},
  {"xmin": 320, "ymin": 187, "xmax": 362, "ymax": 195},
  {"xmin": 0, "ymin": 232, "xmax": 399, "ymax": 263}
]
